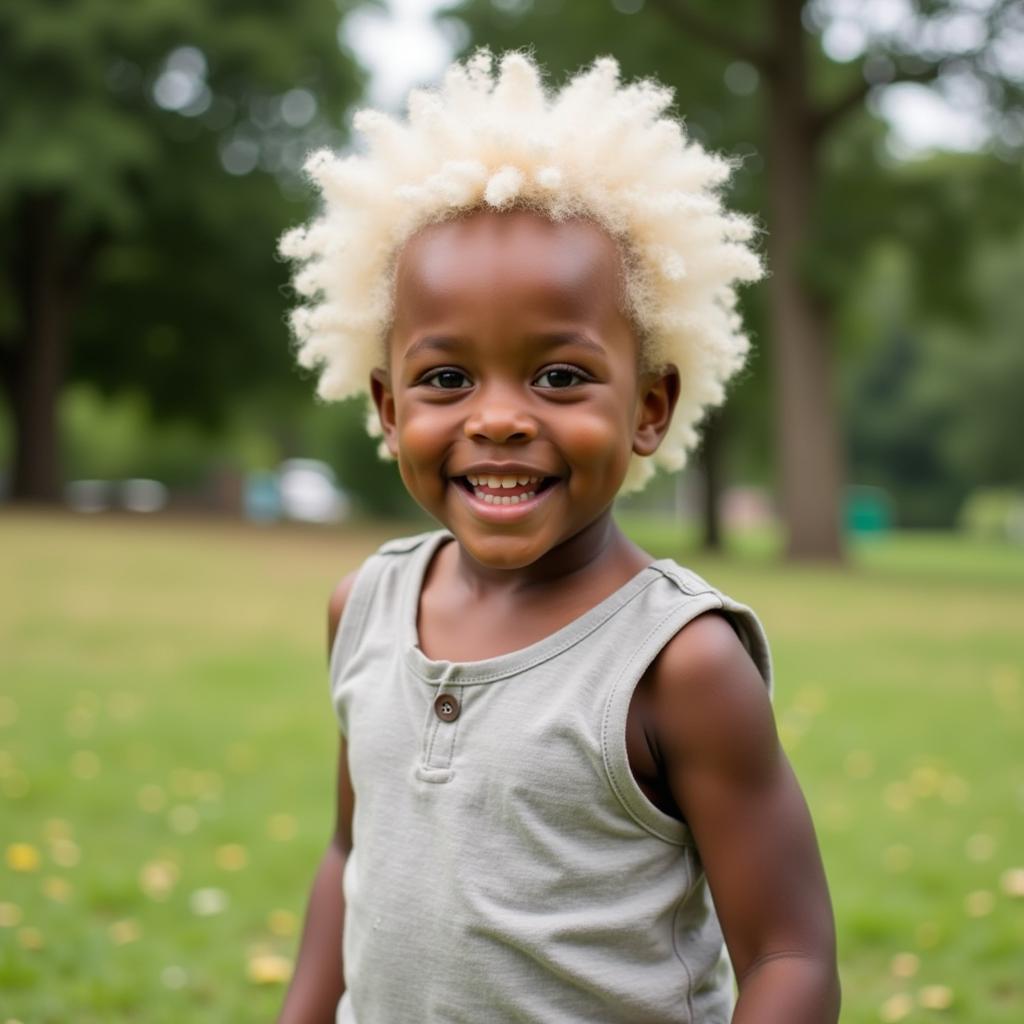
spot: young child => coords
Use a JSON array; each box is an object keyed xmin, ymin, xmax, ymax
[{"xmin": 276, "ymin": 49, "xmax": 839, "ymax": 1024}]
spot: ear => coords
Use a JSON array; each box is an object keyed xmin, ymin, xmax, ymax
[
  {"xmin": 369, "ymin": 367, "xmax": 399, "ymax": 457},
  {"xmin": 632, "ymin": 363, "xmax": 680, "ymax": 457}
]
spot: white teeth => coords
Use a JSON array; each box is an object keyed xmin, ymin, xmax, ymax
[
  {"xmin": 472, "ymin": 488, "xmax": 538, "ymax": 504},
  {"xmin": 466, "ymin": 473, "xmax": 542, "ymax": 488}
]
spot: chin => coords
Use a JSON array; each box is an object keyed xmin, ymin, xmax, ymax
[{"xmin": 454, "ymin": 530, "xmax": 549, "ymax": 570}]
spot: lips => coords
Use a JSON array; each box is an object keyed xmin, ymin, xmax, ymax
[{"xmin": 450, "ymin": 473, "xmax": 561, "ymax": 519}]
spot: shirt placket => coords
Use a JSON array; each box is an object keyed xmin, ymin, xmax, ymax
[{"xmin": 416, "ymin": 665, "xmax": 463, "ymax": 784}]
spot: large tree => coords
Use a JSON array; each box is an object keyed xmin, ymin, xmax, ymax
[
  {"xmin": 0, "ymin": 0, "xmax": 365, "ymax": 503},
  {"xmin": 440, "ymin": 0, "xmax": 1023, "ymax": 561}
]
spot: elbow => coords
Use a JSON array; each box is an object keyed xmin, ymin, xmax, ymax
[{"xmin": 735, "ymin": 951, "xmax": 842, "ymax": 1023}]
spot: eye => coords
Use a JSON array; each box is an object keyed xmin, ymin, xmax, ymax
[
  {"xmin": 421, "ymin": 368, "xmax": 471, "ymax": 390},
  {"xmin": 534, "ymin": 364, "xmax": 590, "ymax": 389}
]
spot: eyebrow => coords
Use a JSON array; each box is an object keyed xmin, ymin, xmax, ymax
[{"xmin": 403, "ymin": 331, "xmax": 607, "ymax": 361}]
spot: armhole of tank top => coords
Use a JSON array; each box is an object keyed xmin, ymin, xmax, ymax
[
  {"xmin": 716, "ymin": 594, "xmax": 774, "ymax": 703},
  {"xmin": 327, "ymin": 553, "xmax": 387, "ymax": 716},
  {"xmin": 600, "ymin": 589, "xmax": 775, "ymax": 846}
]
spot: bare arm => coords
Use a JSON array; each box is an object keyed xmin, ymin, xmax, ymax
[
  {"xmin": 651, "ymin": 612, "xmax": 841, "ymax": 1023},
  {"xmin": 276, "ymin": 572, "xmax": 359, "ymax": 1024}
]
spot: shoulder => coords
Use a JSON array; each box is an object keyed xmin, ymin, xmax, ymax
[
  {"xmin": 375, "ymin": 526, "xmax": 448, "ymax": 557},
  {"xmin": 648, "ymin": 609, "xmax": 778, "ymax": 777},
  {"xmin": 646, "ymin": 556, "xmax": 775, "ymax": 700},
  {"xmin": 326, "ymin": 527, "xmax": 447, "ymax": 653}
]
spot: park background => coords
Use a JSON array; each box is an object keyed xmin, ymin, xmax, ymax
[{"xmin": 1, "ymin": 0, "xmax": 1022, "ymax": 1021}]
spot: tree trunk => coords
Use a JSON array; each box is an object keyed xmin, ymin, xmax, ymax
[
  {"xmin": 763, "ymin": 0, "xmax": 847, "ymax": 562},
  {"xmin": 5, "ymin": 194, "xmax": 92, "ymax": 505},
  {"xmin": 697, "ymin": 405, "xmax": 725, "ymax": 552}
]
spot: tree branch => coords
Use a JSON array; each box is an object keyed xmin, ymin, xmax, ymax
[
  {"xmin": 646, "ymin": 0, "xmax": 774, "ymax": 71},
  {"xmin": 809, "ymin": 60, "xmax": 945, "ymax": 141}
]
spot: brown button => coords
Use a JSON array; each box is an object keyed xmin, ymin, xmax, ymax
[{"xmin": 434, "ymin": 693, "xmax": 460, "ymax": 722}]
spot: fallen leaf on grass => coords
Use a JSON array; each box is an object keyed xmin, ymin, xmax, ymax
[
  {"xmin": 965, "ymin": 890, "xmax": 994, "ymax": 917},
  {"xmin": 918, "ymin": 984, "xmax": 954, "ymax": 1009},
  {"xmin": 0, "ymin": 901, "xmax": 23, "ymax": 927},
  {"xmin": 1000, "ymin": 867, "xmax": 1024, "ymax": 898},
  {"xmin": 139, "ymin": 859, "xmax": 180, "ymax": 900},
  {"xmin": 879, "ymin": 992, "xmax": 913, "ymax": 1021},
  {"xmin": 50, "ymin": 838, "xmax": 81, "ymax": 868},
  {"xmin": 267, "ymin": 909, "xmax": 298, "ymax": 936},
  {"xmin": 6, "ymin": 843, "xmax": 40, "ymax": 872},
  {"xmin": 190, "ymin": 887, "xmax": 229, "ymax": 916},
  {"xmin": 247, "ymin": 952, "xmax": 293, "ymax": 985},
  {"xmin": 17, "ymin": 926, "xmax": 44, "ymax": 950},
  {"xmin": 889, "ymin": 952, "xmax": 919, "ymax": 979},
  {"xmin": 215, "ymin": 844, "xmax": 248, "ymax": 871},
  {"xmin": 109, "ymin": 918, "xmax": 142, "ymax": 944},
  {"xmin": 42, "ymin": 876, "xmax": 73, "ymax": 902}
]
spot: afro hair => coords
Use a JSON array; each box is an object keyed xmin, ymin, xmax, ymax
[{"xmin": 278, "ymin": 47, "xmax": 764, "ymax": 494}]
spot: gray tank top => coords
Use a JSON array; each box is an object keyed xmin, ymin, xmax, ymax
[{"xmin": 330, "ymin": 527, "xmax": 774, "ymax": 1024}]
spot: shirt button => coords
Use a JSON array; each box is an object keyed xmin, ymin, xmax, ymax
[{"xmin": 434, "ymin": 693, "xmax": 460, "ymax": 722}]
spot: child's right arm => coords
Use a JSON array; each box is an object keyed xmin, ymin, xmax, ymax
[{"xmin": 276, "ymin": 572, "xmax": 359, "ymax": 1024}]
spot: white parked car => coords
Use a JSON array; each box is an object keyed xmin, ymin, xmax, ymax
[{"xmin": 276, "ymin": 459, "xmax": 350, "ymax": 524}]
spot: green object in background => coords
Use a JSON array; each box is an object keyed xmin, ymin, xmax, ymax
[{"xmin": 844, "ymin": 485, "xmax": 893, "ymax": 535}]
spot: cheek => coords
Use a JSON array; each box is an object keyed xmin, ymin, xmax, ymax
[
  {"xmin": 396, "ymin": 405, "xmax": 452, "ymax": 463},
  {"xmin": 559, "ymin": 405, "xmax": 631, "ymax": 468}
]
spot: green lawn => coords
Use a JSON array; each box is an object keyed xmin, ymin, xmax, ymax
[{"xmin": 1, "ymin": 510, "xmax": 1022, "ymax": 1023}]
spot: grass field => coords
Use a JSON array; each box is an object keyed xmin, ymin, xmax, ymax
[{"xmin": 1, "ymin": 509, "xmax": 1022, "ymax": 1023}]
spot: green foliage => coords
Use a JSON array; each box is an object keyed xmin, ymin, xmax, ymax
[
  {"xmin": 0, "ymin": 0, "xmax": 367, "ymax": 438},
  {"xmin": 842, "ymin": 216, "xmax": 1024, "ymax": 527},
  {"xmin": 440, "ymin": 0, "xmax": 1024, "ymax": 528},
  {"xmin": 58, "ymin": 383, "xmax": 278, "ymax": 488},
  {"xmin": 0, "ymin": 0, "xmax": 364, "ymax": 230}
]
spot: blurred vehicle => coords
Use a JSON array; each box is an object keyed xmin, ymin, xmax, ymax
[
  {"xmin": 118, "ymin": 478, "xmax": 168, "ymax": 513},
  {"xmin": 65, "ymin": 479, "xmax": 113, "ymax": 513},
  {"xmin": 276, "ymin": 459, "xmax": 350, "ymax": 524},
  {"xmin": 64, "ymin": 478, "xmax": 168, "ymax": 513}
]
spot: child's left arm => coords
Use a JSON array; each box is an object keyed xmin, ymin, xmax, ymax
[{"xmin": 651, "ymin": 611, "xmax": 841, "ymax": 1024}]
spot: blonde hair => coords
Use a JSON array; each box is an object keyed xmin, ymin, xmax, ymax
[{"xmin": 279, "ymin": 47, "xmax": 763, "ymax": 494}]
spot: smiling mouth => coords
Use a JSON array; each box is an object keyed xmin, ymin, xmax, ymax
[{"xmin": 453, "ymin": 476, "xmax": 560, "ymax": 505}]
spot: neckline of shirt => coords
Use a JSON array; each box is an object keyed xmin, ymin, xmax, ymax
[{"xmin": 402, "ymin": 527, "xmax": 673, "ymax": 684}]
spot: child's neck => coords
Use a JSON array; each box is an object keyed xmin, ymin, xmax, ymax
[{"xmin": 448, "ymin": 510, "xmax": 651, "ymax": 598}]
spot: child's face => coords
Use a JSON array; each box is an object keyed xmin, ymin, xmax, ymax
[{"xmin": 370, "ymin": 208, "xmax": 678, "ymax": 569}]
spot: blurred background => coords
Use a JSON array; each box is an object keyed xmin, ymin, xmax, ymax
[{"xmin": 1, "ymin": 1, "xmax": 1021, "ymax": 1021}]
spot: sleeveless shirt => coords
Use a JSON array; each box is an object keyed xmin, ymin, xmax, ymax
[{"xmin": 330, "ymin": 526, "xmax": 774, "ymax": 1024}]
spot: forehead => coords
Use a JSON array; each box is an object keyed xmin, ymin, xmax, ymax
[{"xmin": 390, "ymin": 208, "xmax": 630, "ymax": 339}]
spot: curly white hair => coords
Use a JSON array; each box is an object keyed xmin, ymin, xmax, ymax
[{"xmin": 278, "ymin": 47, "xmax": 763, "ymax": 494}]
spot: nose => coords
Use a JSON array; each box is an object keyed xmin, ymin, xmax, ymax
[{"xmin": 463, "ymin": 380, "xmax": 537, "ymax": 444}]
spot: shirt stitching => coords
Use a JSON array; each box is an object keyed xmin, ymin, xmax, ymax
[{"xmin": 600, "ymin": 593, "xmax": 726, "ymax": 846}]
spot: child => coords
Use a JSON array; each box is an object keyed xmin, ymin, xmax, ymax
[{"xmin": 276, "ymin": 49, "xmax": 839, "ymax": 1024}]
